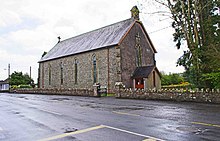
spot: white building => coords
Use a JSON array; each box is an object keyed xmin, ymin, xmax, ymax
[{"xmin": 0, "ymin": 78, "xmax": 9, "ymax": 91}]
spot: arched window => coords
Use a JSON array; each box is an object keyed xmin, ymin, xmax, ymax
[
  {"xmin": 60, "ymin": 62, "xmax": 63, "ymax": 85},
  {"xmin": 48, "ymin": 64, "xmax": 51, "ymax": 85},
  {"xmin": 92, "ymin": 55, "xmax": 97, "ymax": 83},
  {"xmin": 74, "ymin": 59, "xmax": 78, "ymax": 84},
  {"xmin": 135, "ymin": 33, "xmax": 142, "ymax": 67},
  {"xmin": 137, "ymin": 46, "xmax": 142, "ymax": 66}
]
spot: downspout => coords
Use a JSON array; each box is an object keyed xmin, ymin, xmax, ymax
[
  {"xmin": 107, "ymin": 48, "xmax": 110, "ymax": 93},
  {"xmin": 38, "ymin": 63, "xmax": 40, "ymax": 88},
  {"xmin": 42, "ymin": 63, "xmax": 44, "ymax": 88}
]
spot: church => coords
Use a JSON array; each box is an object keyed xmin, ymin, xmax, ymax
[{"xmin": 38, "ymin": 6, "xmax": 161, "ymax": 93}]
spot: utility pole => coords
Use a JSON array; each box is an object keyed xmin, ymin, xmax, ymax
[
  {"xmin": 30, "ymin": 66, "xmax": 32, "ymax": 79},
  {"xmin": 8, "ymin": 63, "xmax": 10, "ymax": 90},
  {"xmin": 8, "ymin": 64, "xmax": 10, "ymax": 79}
]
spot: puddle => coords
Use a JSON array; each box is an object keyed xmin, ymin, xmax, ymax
[
  {"xmin": 113, "ymin": 106, "xmax": 144, "ymax": 111},
  {"xmin": 176, "ymin": 126, "xmax": 209, "ymax": 134},
  {"xmin": 51, "ymin": 98, "xmax": 70, "ymax": 101},
  {"xmin": 63, "ymin": 127, "xmax": 78, "ymax": 133}
]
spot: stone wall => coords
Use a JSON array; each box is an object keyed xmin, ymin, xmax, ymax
[
  {"xmin": 38, "ymin": 47, "xmax": 119, "ymax": 93},
  {"xmin": 115, "ymin": 86, "xmax": 220, "ymax": 104},
  {"xmin": 120, "ymin": 22, "xmax": 156, "ymax": 88},
  {"xmin": 11, "ymin": 88, "xmax": 94, "ymax": 96}
]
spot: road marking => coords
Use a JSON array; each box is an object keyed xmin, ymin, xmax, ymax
[
  {"xmin": 40, "ymin": 109, "xmax": 62, "ymax": 116},
  {"xmin": 38, "ymin": 125, "xmax": 105, "ymax": 141},
  {"xmin": 142, "ymin": 139, "xmax": 156, "ymax": 141},
  {"xmin": 192, "ymin": 122, "xmax": 220, "ymax": 128},
  {"xmin": 112, "ymin": 111, "xmax": 140, "ymax": 117},
  {"xmin": 39, "ymin": 124, "xmax": 164, "ymax": 141},
  {"xmin": 102, "ymin": 125, "xmax": 165, "ymax": 141}
]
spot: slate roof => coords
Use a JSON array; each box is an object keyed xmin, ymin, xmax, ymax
[
  {"xmin": 39, "ymin": 18, "xmax": 136, "ymax": 62},
  {"xmin": 132, "ymin": 66, "xmax": 156, "ymax": 79},
  {"xmin": 0, "ymin": 78, "xmax": 9, "ymax": 84}
]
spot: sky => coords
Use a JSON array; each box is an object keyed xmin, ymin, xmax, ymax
[{"xmin": 0, "ymin": 0, "xmax": 185, "ymax": 82}]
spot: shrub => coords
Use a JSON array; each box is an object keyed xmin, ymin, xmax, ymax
[{"xmin": 18, "ymin": 85, "xmax": 32, "ymax": 88}]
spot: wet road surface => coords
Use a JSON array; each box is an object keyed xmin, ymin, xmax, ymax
[{"xmin": 0, "ymin": 93, "xmax": 220, "ymax": 141}]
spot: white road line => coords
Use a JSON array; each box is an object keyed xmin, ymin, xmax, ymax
[
  {"xmin": 40, "ymin": 109, "xmax": 62, "ymax": 116},
  {"xmin": 142, "ymin": 139, "xmax": 157, "ymax": 141},
  {"xmin": 102, "ymin": 125, "xmax": 165, "ymax": 141},
  {"xmin": 192, "ymin": 122, "xmax": 220, "ymax": 128}
]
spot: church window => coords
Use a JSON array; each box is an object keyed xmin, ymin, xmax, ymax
[
  {"xmin": 60, "ymin": 62, "xmax": 63, "ymax": 85},
  {"xmin": 48, "ymin": 64, "xmax": 51, "ymax": 85},
  {"xmin": 135, "ymin": 33, "xmax": 142, "ymax": 67},
  {"xmin": 146, "ymin": 57, "xmax": 151, "ymax": 65},
  {"xmin": 74, "ymin": 59, "xmax": 78, "ymax": 84},
  {"xmin": 92, "ymin": 55, "xmax": 97, "ymax": 84}
]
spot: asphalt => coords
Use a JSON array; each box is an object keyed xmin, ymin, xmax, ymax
[{"xmin": 0, "ymin": 93, "xmax": 220, "ymax": 141}]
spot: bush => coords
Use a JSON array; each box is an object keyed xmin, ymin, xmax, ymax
[
  {"xmin": 11, "ymin": 85, "xmax": 18, "ymax": 89},
  {"xmin": 162, "ymin": 82, "xmax": 193, "ymax": 89},
  {"xmin": 18, "ymin": 85, "xmax": 32, "ymax": 88}
]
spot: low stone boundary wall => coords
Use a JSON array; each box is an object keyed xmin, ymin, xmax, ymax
[
  {"xmin": 0, "ymin": 90, "xmax": 9, "ymax": 93},
  {"xmin": 115, "ymin": 88, "xmax": 220, "ymax": 104},
  {"xmin": 11, "ymin": 88, "xmax": 94, "ymax": 97}
]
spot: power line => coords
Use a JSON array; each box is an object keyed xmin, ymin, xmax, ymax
[{"xmin": 149, "ymin": 25, "xmax": 172, "ymax": 34}]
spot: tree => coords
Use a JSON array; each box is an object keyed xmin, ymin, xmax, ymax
[
  {"xmin": 147, "ymin": 0, "xmax": 220, "ymax": 88},
  {"xmin": 161, "ymin": 72, "xmax": 185, "ymax": 85},
  {"xmin": 9, "ymin": 71, "xmax": 34, "ymax": 86}
]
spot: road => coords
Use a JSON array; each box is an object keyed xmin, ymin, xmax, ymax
[{"xmin": 0, "ymin": 93, "xmax": 220, "ymax": 141}]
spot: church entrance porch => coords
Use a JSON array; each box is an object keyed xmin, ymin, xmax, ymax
[
  {"xmin": 131, "ymin": 66, "xmax": 161, "ymax": 90},
  {"xmin": 134, "ymin": 78, "xmax": 144, "ymax": 89}
]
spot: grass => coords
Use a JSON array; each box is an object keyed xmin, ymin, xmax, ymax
[{"xmin": 100, "ymin": 93, "xmax": 115, "ymax": 97}]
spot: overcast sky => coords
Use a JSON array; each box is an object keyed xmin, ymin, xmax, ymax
[{"xmin": 0, "ymin": 0, "xmax": 185, "ymax": 82}]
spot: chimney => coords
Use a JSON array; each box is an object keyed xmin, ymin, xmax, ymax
[
  {"xmin": 57, "ymin": 36, "xmax": 61, "ymax": 43},
  {"xmin": 130, "ymin": 6, "xmax": 140, "ymax": 20}
]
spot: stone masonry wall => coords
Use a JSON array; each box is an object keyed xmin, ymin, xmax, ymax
[
  {"xmin": 39, "ymin": 47, "xmax": 119, "ymax": 93},
  {"xmin": 120, "ymin": 22, "xmax": 156, "ymax": 88},
  {"xmin": 12, "ymin": 88, "xmax": 94, "ymax": 96},
  {"xmin": 115, "ymin": 85, "xmax": 220, "ymax": 104}
]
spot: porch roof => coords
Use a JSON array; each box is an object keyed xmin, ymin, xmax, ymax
[{"xmin": 132, "ymin": 66, "xmax": 155, "ymax": 79}]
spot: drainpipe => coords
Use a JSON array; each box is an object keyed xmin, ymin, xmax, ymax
[
  {"xmin": 107, "ymin": 48, "xmax": 110, "ymax": 93},
  {"xmin": 133, "ymin": 79, "xmax": 135, "ymax": 89}
]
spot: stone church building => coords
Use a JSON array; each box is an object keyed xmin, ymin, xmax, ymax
[{"xmin": 38, "ymin": 6, "xmax": 161, "ymax": 92}]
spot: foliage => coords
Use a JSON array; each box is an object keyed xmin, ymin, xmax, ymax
[
  {"xmin": 107, "ymin": 93, "xmax": 115, "ymax": 97},
  {"xmin": 9, "ymin": 71, "xmax": 34, "ymax": 87},
  {"xmin": 202, "ymin": 72, "xmax": 220, "ymax": 89},
  {"xmin": 18, "ymin": 85, "xmax": 33, "ymax": 88},
  {"xmin": 10, "ymin": 85, "xmax": 18, "ymax": 89},
  {"xmin": 161, "ymin": 72, "xmax": 185, "ymax": 85},
  {"xmin": 162, "ymin": 82, "xmax": 192, "ymax": 89},
  {"xmin": 150, "ymin": 0, "xmax": 220, "ymax": 88}
]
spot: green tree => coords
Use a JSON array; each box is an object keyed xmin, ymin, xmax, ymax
[
  {"xmin": 150, "ymin": 0, "xmax": 220, "ymax": 88},
  {"xmin": 9, "ymin": 71, "xmax": 34, "ymax": 86},
  {"xmin": 161, "ymin": 72, "xmax": 184, "ymax": 85}
]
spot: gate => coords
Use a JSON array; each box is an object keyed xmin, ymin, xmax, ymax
[{"xmin": 98, "ymin": 86, "xmax": 107, "ymax": 97}]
